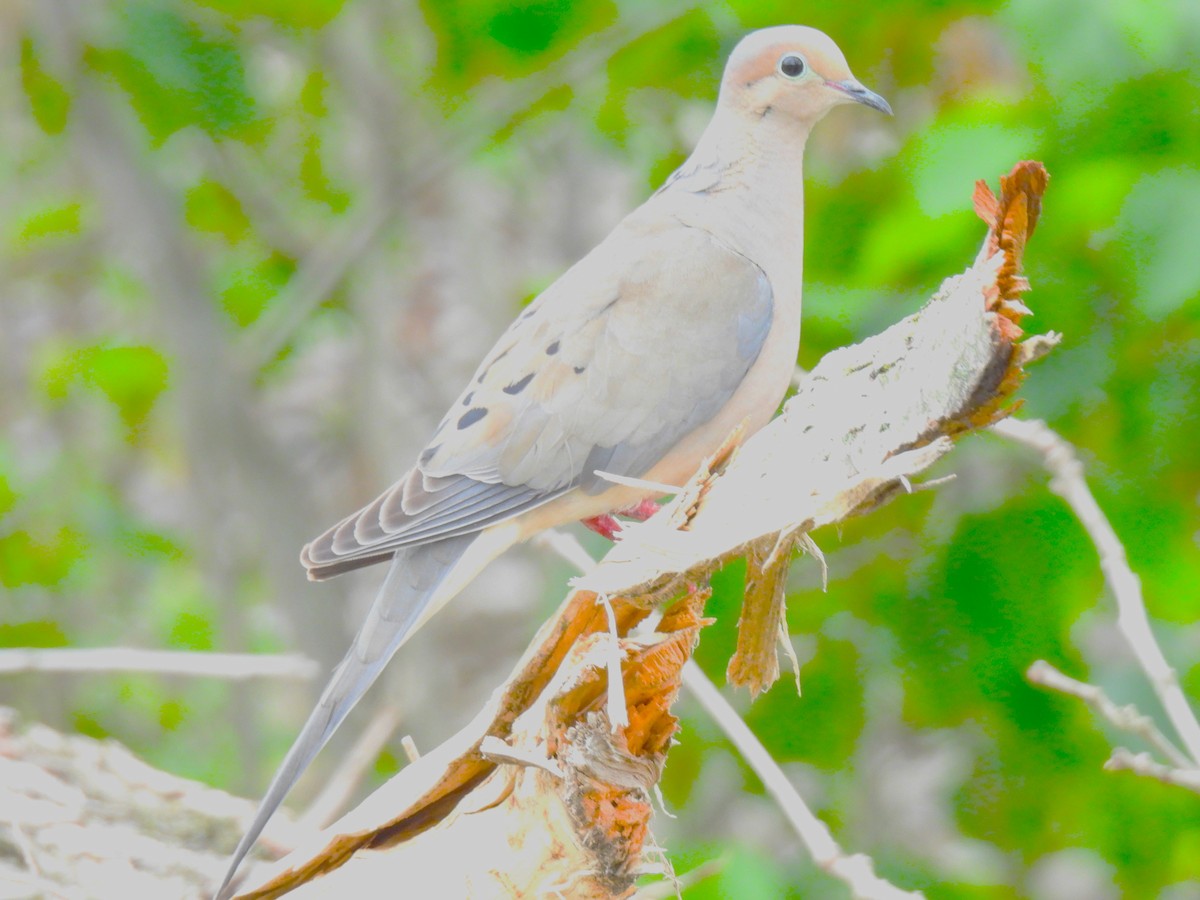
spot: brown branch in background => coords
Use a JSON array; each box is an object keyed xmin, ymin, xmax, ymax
[
  {"xmin": 227, "ymin": 162, "xmax": 1050, "ymax": 900},
  {"xmin": 0, "ymin": 649, "xmax": 318, "ymax": 681},
  {"xmin": 998, "ymin": 417, "xmax": 1200, "ymax": 767},
  {"xmin": 0, "ymin": 707, "xmax": 320, "ymax": 894}
]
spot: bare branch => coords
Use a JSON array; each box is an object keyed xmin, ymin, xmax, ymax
[
  {"xmin": 1105, "ymin": 748, "xmax": 1200, "ymax": 796},
  {"xmin": 994, "ymin": 418, "xmax": 1200, "ymax": 766},
  {"xmin": 0, "ymin": 649, "xmax": 317, "ymax": 681},
  {"xmin": 1027, "ymin": 660, "xmax": 1192, "ymax": 769},
  {"xmin": 400, "ymin": 736, "xmax": 421, "ymax": 764},
  {"xmin": 0, "ymin": 706, "xmax": 318, "ymax": 897}
]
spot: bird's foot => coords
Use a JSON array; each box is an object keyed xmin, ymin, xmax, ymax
[
  {"xmin": 620, "ymin": 498, "xmax": 662, "ymax": 522},
  {"xmin": 582, "ymin": 514, "xmax": 623, "ymax": 541},
  {"xmin": 582, "ymin": 500, "xmax": 663, "ymax": 542}
]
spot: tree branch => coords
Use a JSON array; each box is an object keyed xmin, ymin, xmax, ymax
[
  {"xmin": 227, "ymin": 162, "xmax": 1051, "ymax": 900},
  {"xmin": 0, "ymin": 649, "xmax": 317, "ymax": 681},
  {"xmin": 997, "ymin": 417, "xmax": 1200, "ymax": 766},
  {"xmin": 1026, "ymin": 660, "xmax": 1192, "ymax": 770}
]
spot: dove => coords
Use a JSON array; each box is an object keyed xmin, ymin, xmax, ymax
[{"xmin": 216, "ymin": 24, "xmax": 889, "ymax": 898}]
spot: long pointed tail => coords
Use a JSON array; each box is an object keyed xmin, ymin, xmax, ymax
[{"xmin": 214, "ymin": 531, "xmax": 487, "ymax": 899}]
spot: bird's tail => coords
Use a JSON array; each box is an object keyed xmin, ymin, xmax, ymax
[{"xmin": 214, "ymin": 528, "xmax": 513, "ymax": 899}]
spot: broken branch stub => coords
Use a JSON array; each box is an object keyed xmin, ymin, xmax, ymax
[{"xmin": 231, "ymin": 162, "xmax": 1051, "ymax": 899}]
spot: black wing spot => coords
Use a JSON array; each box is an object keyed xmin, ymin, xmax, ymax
[
  {"xmin": 477, "ymin": 346, "xmax": 512, "ymax": 384},
  {"xmin": 546, "ymin": 340, "xmax": 560, "ymax": 355},
  {"xmin": 573, "ymin": 366, "xmax": 586, "ymax": 374},
  {"xmin": 462, "ymin": 391, "xmax": 474, "ymax": 406},
  {"xmin": 458, "ymin": 408, "xmax": 488, "ymax": 429},
  {"xmin": 419, "ymin": 444, "xmax": 441, "ymax": 465},
  {"xmin": 503, "ymin": 372, "xmax": 534, "ymax": 395}
]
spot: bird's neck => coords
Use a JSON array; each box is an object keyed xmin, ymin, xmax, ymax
[{"xmin": 667, "ymin": 107, "xmax": 812, "ymax": 295}]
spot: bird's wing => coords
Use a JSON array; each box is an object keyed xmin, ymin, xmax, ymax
[{"xmin": 302, "ymin": 218, "xmax": 774, "ymax": 579}]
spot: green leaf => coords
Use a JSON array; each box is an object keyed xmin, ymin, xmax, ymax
[
  {"xmin": 0, "ymin": 528, "xmax": 86, "ymax": 588},
  {"xmin": 486, "ymin": 0, "xmax": 582, "ymax": 57},
  {"xmin": 218, "ymin": 253, "xmax": 294, "ymax": 327},
  {"xmin": 0, "ymin": 472, "xmax": 16, "ymax": 519},
  {"xmin": 15, "ymin": 201, "xmax": 83, "ymax": 246},
  {"xmin": 40, "ymin": 344, "xmax": 170, "ymax": 438},
  {"xmin": 159, "ymin": 697, "xmax": 188, "ymax": 732},
  {"xmin": 184, "ymin": 180, "xmax": 251, "ymax": 243},
  {"xmin": 89, "ymin": 5, "xmax": 260, "ymax": 143},
  {"xmin": 0, "ymin": 621, "xmax": 69, "ymax": 649},
  {"xmin": 298, "ymin": 133, "xmax": 350, "ymax": 211},
  {"xmin": 168, "ymin": 611, "xmax": 214, "ymax": 651},
  {"xmin": 421, "ymin": 0, "xmax": 617, "ymax": 89},
  {"xmin": 188, "ymin": 0, "xmax": 347, "ymax": 29},
  {"xmin": 19, "ymin": 37, "xmax": 71, "ymax": 133}
]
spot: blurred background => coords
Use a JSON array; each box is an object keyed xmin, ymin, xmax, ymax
[{"xmin": 2, "ymin": 0, "xmax": 1199, "ymax": 896}]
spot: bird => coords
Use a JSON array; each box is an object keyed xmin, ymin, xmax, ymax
[{"xmin": 216, "ymin": 24, "xmax": 889, "ymax": 898}]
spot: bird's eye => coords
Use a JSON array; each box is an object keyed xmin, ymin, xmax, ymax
[{"xmin": 778, "ymin": 54, "xmax": 807, "ymax": 79}]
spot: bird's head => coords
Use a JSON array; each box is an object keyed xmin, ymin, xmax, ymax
[{"xmin": 720, "ymin": 25, "xmax": 892, "ymax": 126}]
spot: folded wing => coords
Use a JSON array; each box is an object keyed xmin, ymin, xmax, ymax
[{"xmin": 302, "ymin": 220, "xmax": 774, "ymax": 580}]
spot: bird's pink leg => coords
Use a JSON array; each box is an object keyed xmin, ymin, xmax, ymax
[
  {"xmin": 621, "ymin": 498, "xmax": 662, "ymax": 522},
  {"xmin": 581, "ymin": 499, "xmax": 663, "ymax": 542},
  {"xmin": 582, "ymin": 515, "xmax": 623, "ymax": 541}
]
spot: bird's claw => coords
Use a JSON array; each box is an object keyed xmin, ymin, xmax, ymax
[{"xmin": 582, "ymin": 499, "xmax": 662, "ymax": 541}]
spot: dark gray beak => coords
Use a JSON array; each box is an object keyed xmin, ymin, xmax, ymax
[{"xmin": 827, "ymin": 79, "xmax": 893, "ymax": 116}]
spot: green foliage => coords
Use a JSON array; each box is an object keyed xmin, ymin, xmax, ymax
[
  {"xmin": 421, "ymin": 0, "xmax": 617, "ymax": 89},
  {"xmin": 19, "ymin": 38, "xmax": 71, "ymax": 134},
  {"xmin": 4, "ymin": 0, "xmax": 1199, "ymax": 896},
  {"xmin": 189, "ymin": 0, "xmax": 347, "ymax": 30},
  {"xmin": 88, "ymin": 4, "xmax": 261, "ymax": 143},
  {"xmin": 40, "ymin": 343, "xmax": 170, "ymax": 438}
]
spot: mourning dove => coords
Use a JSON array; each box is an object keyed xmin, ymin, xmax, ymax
[{"xmin": 217, "ymin": 24, "xmax": 889, "ymax": 897}]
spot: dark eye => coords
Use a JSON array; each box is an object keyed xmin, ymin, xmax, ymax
[{"xmin": 778, "ymin": 54, "xmax": 806, "ymax": 78}]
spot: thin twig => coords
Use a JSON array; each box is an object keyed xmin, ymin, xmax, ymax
[
  {"xmin": 597, "ymin": 593, "xmax": 631, "ymax": 731},
  {"xmin": 1105, "ymin": 748, "xmax": 1200, "ymax": 796},
  {"xmin": 0, "ymin": 648, "xmax": 318, "ymax": 681},
  {"xmin": 993, "ymin": 417, "xmax": 1200, "ymax": 766},
  {"xmin": 634, "ymin": 854, "xmax": 727, "ymax": 899},
  {"xmin": 1027, "ymin": 660, "xmax": 1192, "ymax": 769},
  {"xmin": 300, "ymin": 705, "xmax": 403, "ymax": 829},
  {"xmin": 682, "ymin": 662, "xmax": 924, "ymax": 900},
  {"xmin": 400, "ymin": 735, "xmax": 421, "ymax": 764}
]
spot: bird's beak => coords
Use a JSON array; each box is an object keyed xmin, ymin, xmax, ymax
[{"xmin": 826, "ymin": 79, "xmax": 893, "ymax": 116}]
